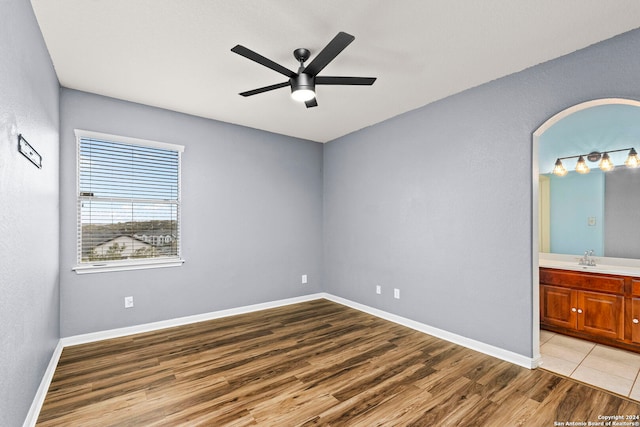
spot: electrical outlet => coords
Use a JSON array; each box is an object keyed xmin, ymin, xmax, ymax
[
  {"xmin": 394, "ymin": 288, "xmax": 400, "ymax": 299},
  {"xmin": 301, "ymin": 274, "xmax": 308, "ymax": 284},
  {"xmin": 376, "ymin": 285, "xmax": 382, "ymax": 295},
  {"xmin": 124, "ymin": 296, "xmax": 134, "ymax": 308}
]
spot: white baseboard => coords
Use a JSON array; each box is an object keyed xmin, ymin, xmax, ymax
[
  {"xmin": 25, "ymin": 291, "xmax": 535, "ymax": 426},
  {"xmin": 61, "ymin": 293, "xmax": 325, "ymax": 347},
  {"xmin": 23, "ymin": 341, "xmax": 64, "ymax": 427},
  {"xmin": 322, "ymin": 293, "xmax": 537, "ymax": 369}
]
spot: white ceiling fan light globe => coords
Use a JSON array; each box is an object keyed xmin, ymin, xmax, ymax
[{"xmin": 291, "ymin": 88, "xmax": 315, "ymax": 102}]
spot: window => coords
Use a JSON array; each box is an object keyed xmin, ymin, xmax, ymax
[{"xmin": 73, "ymin": 130, "xmax": 185, "ymax": 274}]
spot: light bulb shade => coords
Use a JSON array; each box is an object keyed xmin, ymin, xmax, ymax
[
  {"xmin": 599, "ymin": 152, "xmax": 615, "ymax": 172},
  {"xmin": 290, "ymin": 73, "xmax": 315, "ymax": 102},
  {"xmin": 625, "ymin": 148, "xmax": 639, "ymax": 168},
  {"xmin": 552, "ymin": 159, "xmax": 568, "ymax": 176},
  {"xmin": 291, "ymin": 88, "xmax": 315, "ymax": 102},
  {"xmin": 575, "ymin": 156, "xmax": 590, "ymax": 174}
]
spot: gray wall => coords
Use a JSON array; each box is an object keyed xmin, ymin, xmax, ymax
[
  {"xmin": 6, "ymin": 5, "xmax": 640, "ymax": 422},
  {"xmin": 324, "ymin": 28, "xmax": 640, "ymax": 357},
  {"xmin": 59, "ymin": 89, "xmax": 323, "ymax": 337},
  {"xmin": 605, "ymin": 167, "xmax": 640, "ymax": 258},
  {"xmin": 0, "ymin": 0, "xmax": 60, "ymax": 426}
]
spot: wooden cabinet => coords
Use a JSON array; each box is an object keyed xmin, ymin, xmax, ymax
[
  {"xmin": 540, "ymin": 268, "xmax": 635, "ymax": 352},
  {"xmin": 631, "ymin": 280, "xmax": 640, "ymax": 345},
  {"xmin": 540, "ymin": 285, "xmax": 575, "ymax": 329},
  {"xmin": 577, "ymin": 291, "xmax": 624, "ymax": 340},
  {"xmin": 540, "ymin": 285, "xmax": 623, "ymax": 340},
  {"xmin": 632, "ymin": 298, "xmax": 640, "ymax": 344}
]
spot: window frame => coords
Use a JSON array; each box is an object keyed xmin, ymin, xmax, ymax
[{"xmin": 72, "ymin": 129, "xmax": 185, "ymax": 274}]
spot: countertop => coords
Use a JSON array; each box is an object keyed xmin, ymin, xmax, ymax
[{"xmin": 539, "ymin": 253, "xmax": 640, "ymax": 278}]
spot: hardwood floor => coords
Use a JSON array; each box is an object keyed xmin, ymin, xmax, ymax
[{"xmin": 37, "ymin": 299, "xmax": 640, "ymax": 426}]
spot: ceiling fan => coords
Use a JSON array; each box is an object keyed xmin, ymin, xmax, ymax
[{"xmin": 231, "ymin": 31, "xmax": 376, "ymax": 108}]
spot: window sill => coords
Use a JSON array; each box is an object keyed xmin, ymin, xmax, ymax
[{"xmin": 72, "ymin": 258, "xmax": 185, "ymax": 274}]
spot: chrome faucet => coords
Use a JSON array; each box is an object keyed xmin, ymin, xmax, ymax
[
  {"xmin": 579, "ymin": 250, "xmax": 596, "ymax": 266},
  {"xmin": 579, "ymin": 251, "xmax": 588, "ymax": 265}
]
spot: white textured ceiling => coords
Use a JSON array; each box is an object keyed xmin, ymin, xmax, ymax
[{"xmin": 31, "ymin": 0, "xmax": 640, "ymax": 143}]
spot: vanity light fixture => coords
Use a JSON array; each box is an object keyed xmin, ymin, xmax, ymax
[
  {"xmin": 552, "ymin": 147, "xmax": 639, "ymax": 176},
  {"xmin": 625, "ymin": 148, "xmax": 639, "ymax": 168},
  {"xmin": 575, "ymin": 156, "xmax": 590, "ymax": 174},
  {"xmin": 552, "ymin": 158, "xmax": 568, "ymax": 176},
  {"xmin": 598, "ymin": 152, "xmax": 614, "ymax": 172}
]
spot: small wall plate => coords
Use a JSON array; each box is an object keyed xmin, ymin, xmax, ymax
[{"xmin": 18, "ymin": 134, "xmax": 42, "ymax": 169}]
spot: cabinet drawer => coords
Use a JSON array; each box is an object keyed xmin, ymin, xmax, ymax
[{"xmin": 540, "ymin": 268, "xmax": 625, "ymax": 294}]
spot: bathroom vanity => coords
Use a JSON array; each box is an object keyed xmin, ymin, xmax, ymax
[{"xmin": 539, "ymin": 254, "xmax": 640, "ymax": 353}]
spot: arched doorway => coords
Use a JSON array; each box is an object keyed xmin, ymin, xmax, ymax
[{"xmin": 532, "ymin": 97, "xmax": 640, "ymax": 367}]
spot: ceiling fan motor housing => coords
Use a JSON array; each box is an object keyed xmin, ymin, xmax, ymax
[{"xmin": 291, "ymin": 73, "xmax": 315, "ymax": 94}]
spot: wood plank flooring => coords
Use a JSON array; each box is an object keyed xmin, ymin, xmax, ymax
[{"xmin": 37, "ymin": 299, "xmax": 640, "ymax": 426}]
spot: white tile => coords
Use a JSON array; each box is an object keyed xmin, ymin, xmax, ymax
[
  {"xmin": 546, "ymin": 334, "xmax": 596, "ymax": 355},
  {"xmin": 581, "ymin": 352, "xmax": 640, "ymax": 381},
  {"xmin": 539, "ymin": 330, "xmax": 556, "ymax": 345},
  {"xmin": 590, "ymin": 345, "xmax": 640, "ymax": 370},
  {"xmin": 536, "ymin": 333, "xmax": 640, "ymax": 401},
  {"xmin": 540, "ymin": 341, "xmax": 592, "ymax": 364},
  {"xmin": 571, "ymin": 365, "xmax": 633, "ymax": 397},
  {"xmin": 539, "ymin": 354, "xmax": 579, "ymax": 377},
  {"xmin": 629, "ymin": 376, "xmax": 640, "ymax": 401}
]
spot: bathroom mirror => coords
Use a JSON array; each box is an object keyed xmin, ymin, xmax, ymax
[{"xmin": 538, "ymin": 101, "xmax": 640, "ymax": 259}]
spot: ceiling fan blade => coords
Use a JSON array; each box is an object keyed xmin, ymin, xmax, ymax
[
  {"xmin": 316, "ymin": 76, "xmax": 377, "ymax": 85},
  {"xmin": 239, "ymin": 82, "xmax": 289, "ymax": 97},
  {"xmin": 231, "ymin": 45, "xmax": 296, "ymax": 78},
  {"xmin": 303, "ymin": 32, "xmax": 355, "ymax": 77},
  {"xmin": 305, "ymin": 98, "xmax": 318, "ymax": 108}
]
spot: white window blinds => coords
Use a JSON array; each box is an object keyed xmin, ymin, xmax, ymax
[{"xmin": 76, "ymin": 130, "xmax": 184, "ymax": 268}]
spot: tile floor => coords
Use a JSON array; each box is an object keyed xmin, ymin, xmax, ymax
[{"xmin": 540, "ymin": 330, "xmax": 640, "ymax": 400}]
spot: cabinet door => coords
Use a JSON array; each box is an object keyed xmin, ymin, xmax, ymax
[
  {"xmin": 577, "ymin": 291, "xmax": 624, "ymax": 340},
  {"xmin": 541, "ymin": 285, "xmax": 576, "ymax": 329},
  {"xmin": 632, "ymin": 298, "xmax": 640, "ymax": 344}
]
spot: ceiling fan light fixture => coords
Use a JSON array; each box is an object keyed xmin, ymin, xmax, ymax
[
  {"xmin": 290, "ymin": 73, "xmax": 315, "ymax": 102},
  {"xmin": 291, "ymin": 88, "xmax": 315, "ymax": 102}
]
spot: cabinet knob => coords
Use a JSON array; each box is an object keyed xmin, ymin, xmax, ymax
[
  {"xmin": 577, "ymin": 309, "xmax": 583, "ymax": 314},
  {"xmin": 571, "ymin": 308, "xmax": 577, "ymax": 312},
  {"xmin": 634, "ymin": 319, "xmax": 639, "ymax": 324}
]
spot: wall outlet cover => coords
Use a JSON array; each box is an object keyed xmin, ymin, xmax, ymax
[{"xmin": 124, "ymin": 296, "xmax": 134, "ymax": 308}]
